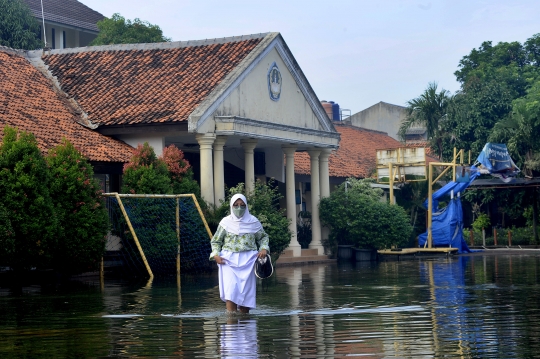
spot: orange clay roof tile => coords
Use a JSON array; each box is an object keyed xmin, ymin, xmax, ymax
[
  {"xmin": 0, "ymin": 49, "xmax": 133, "ymax": 163},
  {"xmin": 42, "ymin": 38, "xmax": 263, "ymax": 127},
  {"xmin": 294, "ymin": 124, "xmax": 405, "ymax": 178}
]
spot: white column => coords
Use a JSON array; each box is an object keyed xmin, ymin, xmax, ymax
[
  {"xmin": 282, "ymin": 145, "xmax": 301, "ymax": 257},
  {"xmin": 319, "ymin": 149, "xmax": 332, "ymax": 252},
  {"xmin": 241, "ymin": 139, "xmax": 258, "ymax": 195},
  {"xmin": 308, "ymin": 149, "xmax": 323, "ymax": 255},
  {"xmin": 213, "ymin": 136, "xmax": 227, "ymax": 206},
  {"xmin": 196, "ymin": 134, "xmax": 216, "ymax": 206}
]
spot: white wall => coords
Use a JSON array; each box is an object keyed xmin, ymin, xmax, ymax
[
  {"xmin": 42, "ymin": 23, "xmax": 97, "ymax": 49},
  {"xmin": 348, "ymin": 102, "xmax": 407, "ymax": 140},
  {"xmin": 118, "ymin": 135, "xmax": 164, "ymax": 156}
]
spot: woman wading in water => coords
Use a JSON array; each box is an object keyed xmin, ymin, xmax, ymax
[{"xmin": 210, "ymin": 194, "xmax": 270, "ymax": 314}]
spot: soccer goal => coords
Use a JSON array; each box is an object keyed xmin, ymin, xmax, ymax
[{"xmin": 103, "ymin": 193, "xmax": 213, "ymax": 278}]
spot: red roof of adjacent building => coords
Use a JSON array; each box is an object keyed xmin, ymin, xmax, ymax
[
  {"xmin": 0, "ymin": 48, "xmax": 133, "ymax": 162},
  {"xmin": 41, "ymin": 36, "xmax": 265, "ymax": 127},
  {"xmin": 295, "ymin": 123, "xmax": 404, "ymax": 178}
]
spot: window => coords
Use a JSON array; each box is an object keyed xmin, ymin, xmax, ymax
[
  {"xmin": 63, "ymin": 31, "xmax": 66, "ymax": 48},
  {"xmin": 51, "ymin": 28, "xmax": 55, "ymax": 49}
]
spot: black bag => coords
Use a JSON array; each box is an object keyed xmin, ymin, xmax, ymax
[{"xmin": 254, "ymin": 254, "xmax": 273, "ymax": 279}]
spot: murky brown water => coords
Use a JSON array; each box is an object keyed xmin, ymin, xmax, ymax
[{"xmin": 2, "ymin": 254, "xmax": 540, "ymax": 358}]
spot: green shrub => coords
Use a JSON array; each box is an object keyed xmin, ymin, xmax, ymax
[
  {"xmin": 472, "ymin": 213, "xmax": 491, "ymax": 232},
  {"xmin": 46, "ymin": 139, "xmax": 109, "ymax": 274},
  {"xmin": 211, "ymin": 180, "xmax": 292, "ymax": 261},
  {"xmin": 465, "ymin": 226, "xmax": 536, "ymax": 246},
  {"xmin": 320, "ymin": 178, "xmax": 412, "ymax": 253},
  {"xmin": 0, "ymin": 205, "xmax": 15, "ymax": 262},
  {"xmin": 0, "ymin": 126, "xmax": 58, "ymax": 270}
]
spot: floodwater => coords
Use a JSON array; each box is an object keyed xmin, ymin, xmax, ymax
[{"xmin": 2, "ymin": 254, "xmax": 540, "ymax": 358}]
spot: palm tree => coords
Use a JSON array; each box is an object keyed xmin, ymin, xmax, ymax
[{"xmin": 398, "ymin": 82, "xmax": 451, "ymax": 160}]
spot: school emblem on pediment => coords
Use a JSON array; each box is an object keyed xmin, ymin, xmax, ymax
[{"xmin": 267, "ymin": 62, "xmax": 282, "ymax": 101}]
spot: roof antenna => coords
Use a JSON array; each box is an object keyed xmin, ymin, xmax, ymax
[{"xmin": 40, "ymin": 0, "xmax": 47, "ymax": 47}]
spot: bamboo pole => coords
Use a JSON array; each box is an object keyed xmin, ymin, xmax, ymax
[
  {"xmin": 427, "ymin": 163, "xmax": 434, "ymax": 248},
  {"xmin": 176, "ymin": 197, "xmax": 181, "ymax": 276},
  {"xmin": 102, "ymin": 193, "xmax": 195, "ymax": 198},
  {"xmin": 114, "ymin": 193, "xmax": 154, "ymax": 279},
  {"xmin": 389, "ymin": 162, "xmax": 394, "ymax": 205},
  {"xmin": 453, "ymin": 148, "xmax": 457, "ymax": 182},
  {"xmin": 100, "ymin": 256, "xmax": 104, "ymax": 292},
  {"xmin": 190, "ymin": 194, "xmax": 214, "ymax": 239}
]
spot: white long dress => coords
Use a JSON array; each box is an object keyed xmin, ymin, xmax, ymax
[{"xmin": 218, "ymin": 250, "xmax": 259, "ymax": 308}]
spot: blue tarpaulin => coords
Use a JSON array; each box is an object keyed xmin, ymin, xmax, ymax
[
  {"xmin": 418, "ymin": 144, "xmax": 519, "ymax": 253},
  {"xmin": 418, "ymin": 197, "xmax": 472, "ymax": 253},
  {"xmin": 475, "ymin": 143, "xmax": 520, "ymax": 182},
  {"xmin": 418, "ymin": 168, "xmax": 481, "ymax": 253}
]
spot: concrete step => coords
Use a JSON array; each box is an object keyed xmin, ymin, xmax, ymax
[
  {"xmin": 280, "ymin": 249, "xmax": 294, "ymax": 258},
  {"xmin": 300, "ymin": 249, "xmax": 319, "ymax": 256},
  {"xmin": 279, "ymin": 248, "xmax": 320, "ymax": 258}
]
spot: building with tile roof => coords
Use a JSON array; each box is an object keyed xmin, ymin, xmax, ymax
[
  {"xmin": 347, "ymin": 101, "xmax": 427, "ymax": 142},
  {"xmin": 22, "ymin": 0, "xmax": 104, "ymax": 48},
  {"xmin": 25, "ymin": 32, "xmax": 340, "ymax": 256},
  {"xmin": 294, "ymin": 123, "xmax": 403, "ymax": 180},
  {"xmin": 0, "ymin": 46, "xmax": 133, "ymax": 190}
]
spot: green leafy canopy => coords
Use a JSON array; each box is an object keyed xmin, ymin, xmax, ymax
[
  {"xmin": 0, "ymin": 0, "xmax": 42, "ymax": 50},
  {"xmin": 90, "ymin": 13, "xmax": 171, "ymax": 46}
]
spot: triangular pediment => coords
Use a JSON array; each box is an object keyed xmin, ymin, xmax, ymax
[{"xmin": 189, "ymin": 34, "xmax": 339, "ymax": 148}]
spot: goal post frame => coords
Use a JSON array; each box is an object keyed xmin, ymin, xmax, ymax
[{"xmin": 102, "ymin": 193, "xmax": 213, "ymax": 278}]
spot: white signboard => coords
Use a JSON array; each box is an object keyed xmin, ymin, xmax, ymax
[{"xmin": 376, "ymin": 147, "xmax": 426, "ymax": 181}]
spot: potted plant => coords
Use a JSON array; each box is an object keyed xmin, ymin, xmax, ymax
[{"xmin": 297, "ymin": 211, "xmax": 312, "ymax": 249}]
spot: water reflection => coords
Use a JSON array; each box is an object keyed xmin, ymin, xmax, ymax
[
  {"xmin": 2, "ymin": 254, "xmax": 540, "ymax": 358},
  {"xmin": 220, "ymin": 318, "xmax": 258, "ymax": 358}
]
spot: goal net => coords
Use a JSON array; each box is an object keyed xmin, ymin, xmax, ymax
[{"xmin": 103, "ymin": 193, "xmax": 213, "ymax": 278}]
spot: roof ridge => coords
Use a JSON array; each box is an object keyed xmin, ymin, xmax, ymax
[
  {"xmin": 27, "ymin": 32, "xmax": 274, "ymax": 56},
  {"xmin": 0, "ymin": 46, "xmax": 28, "ymax": 56},
  {"xmin": 333, "ymin": 121, "xmax": 390, "ymax": 136},
  {"xmin": 25, "ymin": 53, "xmax": 98, "ymax": 129}
]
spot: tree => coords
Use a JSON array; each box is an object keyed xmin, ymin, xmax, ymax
[
  {"xmin": 46, "ymin": 139, "xmax": 109, "ymax": 274},
  {"xmin": 122, "ymin": 142, "xmax": 172, "ymax": 194},
  {"xmin": 398, "ymin": 82, "xmax": 451, "ymax": 160},
  {"xmin": 490, "ymin": 81, "xmax": 540, "ymax": 177},
  {"xmin": 0, "ymin": 0, "xmax": 42, "ymax": 50},
  {"xmin": 161, "ymin": 145, "xmax": 201, "ymax": 199},
  {"xmin": 0, "ymin": 126, "xmax": 57, "ymax": 270},
  {"xmin": 90, "ymin": 13, "xmax": 171, "ymax": 46}
]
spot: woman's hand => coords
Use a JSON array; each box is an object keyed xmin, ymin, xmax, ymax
[
  {"xmin": 257, "ymin": 249, "xmax": 267, "ymax": 259},
  {"xmin": 214, "ymin": 255, "xmax": 226, "ymax": 265}
]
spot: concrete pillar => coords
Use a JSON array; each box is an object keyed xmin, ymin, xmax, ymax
[
  {"xmin": 282, "ymin": 145, "xmax": 301, "ymax": 257},
  {"xmin": 196, "ymin": 134, "xmax": 216, "ymax": 206},
  {"xmin": 308, "ymin": 149, "xmax": 323, "ymax": 255},
  {"xmin": 213, "ymin": 136, "xmax": 227, "ymax": 206},
  {"xmin": 319, "ymin": 149, "xmax": 332, "ymax": 251},
  {"xmin": 241, "ymin": 139, "xmax": 258, "ymax": 195}
]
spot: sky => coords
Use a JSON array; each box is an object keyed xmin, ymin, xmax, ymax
[{"xmin": 80, "ymin": 0, "xmax": 540, "ymax": 115}]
